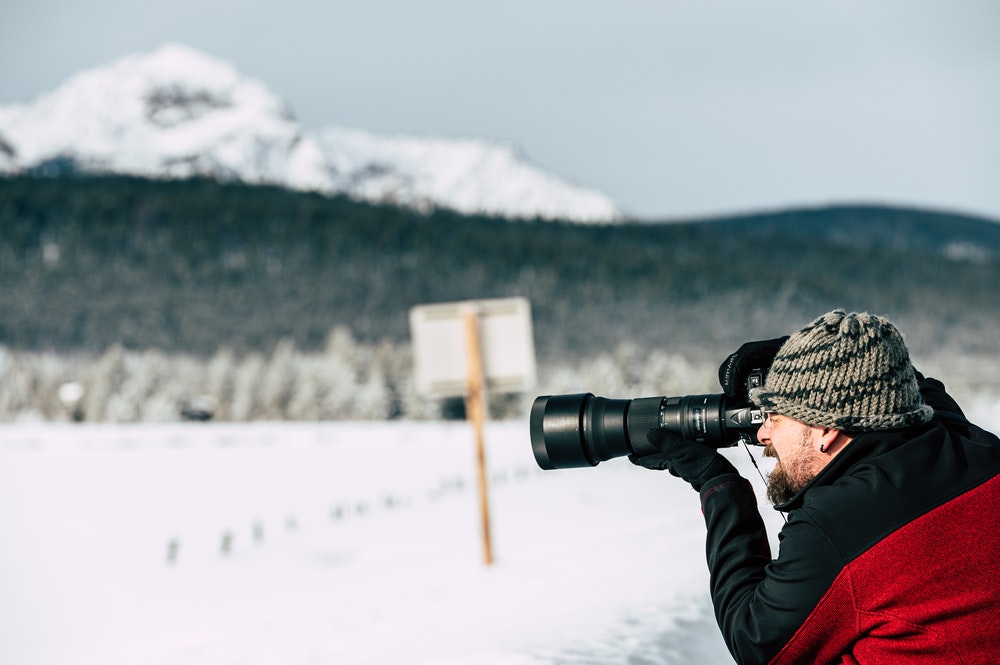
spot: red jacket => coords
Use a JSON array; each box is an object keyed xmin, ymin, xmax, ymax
[{"xmin": 699, "ymin": 378, "xmax": 1000, "ymax": 664}]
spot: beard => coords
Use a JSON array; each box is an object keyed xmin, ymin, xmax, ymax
[
  {"xmin": 763, "ymin": 433, "xmax": 821, "ymax": 505},
  {"xmin": 765, "ymin": 461, "xmax": 807, "ymax": 505}
]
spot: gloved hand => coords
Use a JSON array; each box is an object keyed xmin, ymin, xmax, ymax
[
  {"xmin": 629, "ymin": 428, "xmax": 738, "ymax": 491},
  {"xmin": 718, "ymin": 336, "xmax": 789, "ymax": 397}
]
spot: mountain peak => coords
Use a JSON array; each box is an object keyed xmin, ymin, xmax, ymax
[
  {"xmin": 119, "ymin": 42, "xmax": 241, "ymax": 82},
  {"xmin": 126, "ymin": 43, "xmax": 295, "ymax": 125},
  {"xmin": 0, "ymin": 43, "xmax": 307, "ymax": 183},
  {"xmin": 0, "ymin": 44, "xmax": 622, "ymax": 222}
]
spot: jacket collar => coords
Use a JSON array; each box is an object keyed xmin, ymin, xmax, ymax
[{"xmin": 772, "ymin": 425, "xmax": 923, "ymax": 512}]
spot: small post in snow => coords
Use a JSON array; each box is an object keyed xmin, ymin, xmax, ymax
[{"xmin": 462, "ymin": 303, "xmax": 493, "ymax": 565}]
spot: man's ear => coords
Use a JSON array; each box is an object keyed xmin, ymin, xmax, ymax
[{"xmin": 818, "ymin": 427, "xmax": 851, "ymax": 455}]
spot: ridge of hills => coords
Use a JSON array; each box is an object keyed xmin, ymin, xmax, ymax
[{"xmin": 2, "ymin": 174, "xmax": 999, "ymax": 370}]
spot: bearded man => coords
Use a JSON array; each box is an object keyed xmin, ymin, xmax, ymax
[{"xmin": 630, "ymin": 309, "xmax": 1000, "ymax": 664}]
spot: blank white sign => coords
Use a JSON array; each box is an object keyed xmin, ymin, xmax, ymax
[{"xmin": 409, "ymin": 297, "xmax": 537, "ymax": 398}]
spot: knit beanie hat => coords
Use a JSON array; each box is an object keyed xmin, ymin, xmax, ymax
[{"xmin": 755, "ymin": 310, "xmax": 933, "ymax": 432}]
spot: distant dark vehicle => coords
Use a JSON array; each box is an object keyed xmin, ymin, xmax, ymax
[{"xmin": 180, "ymin": 395, "xmax": 216, "ymax": 422}]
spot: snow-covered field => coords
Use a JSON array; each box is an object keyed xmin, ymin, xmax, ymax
[{"xmin": 2, "ymin": 403, "xmax": 997, "ymax": 664}]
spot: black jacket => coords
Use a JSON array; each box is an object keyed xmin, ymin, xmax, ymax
[{"xmin": 698, "ymin": 378, "xmax": 1000, "ymax": 664}]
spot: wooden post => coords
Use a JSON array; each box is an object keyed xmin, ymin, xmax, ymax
[{"xmin": 463, "ymin": 305, "xmax": 494, "ymax": 566}]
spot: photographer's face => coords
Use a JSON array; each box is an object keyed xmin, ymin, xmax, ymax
[{"xmin": 758, "ymin": 413, "xmax": 828, "ymax": 504}]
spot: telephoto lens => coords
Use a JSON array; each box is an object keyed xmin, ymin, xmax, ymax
[
  {"xmin": 529, "ymin": 393, "xmax": 662, "ymax": 469},
  {"xmin": 530, "ymin": 392, "xmax": 763, "ymax": 470}
]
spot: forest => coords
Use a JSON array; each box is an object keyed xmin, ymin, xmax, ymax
[{"xmin": 2, "ymin": 174, "xmax": 999, "ymax": 421}]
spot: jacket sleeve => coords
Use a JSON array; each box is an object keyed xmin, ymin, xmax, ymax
[{"xmin": 699, "ymin": 475, "xmax": 844, "ymax": 665}]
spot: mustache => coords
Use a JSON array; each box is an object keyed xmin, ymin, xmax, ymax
[{"xmin": 763, "ymin": 444, "xmax": 777, "ymax": 459}]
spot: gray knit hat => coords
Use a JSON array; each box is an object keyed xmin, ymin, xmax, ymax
[{"xmin": 755, "ymin": 310, "xmax": 933, "ymax": 431}]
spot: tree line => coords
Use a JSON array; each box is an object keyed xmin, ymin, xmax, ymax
[
  {"xmin": 1, "ymin": 174, "xmax": 998, "ymax": 421},
  {"xmin": 0, "ymin": 328, "xmax": 720, "ymax": 422}
]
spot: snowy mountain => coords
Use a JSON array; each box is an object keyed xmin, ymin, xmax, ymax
[{"xmin": 0, "ymin": 43, "xmax": 622, "ymax": 223}]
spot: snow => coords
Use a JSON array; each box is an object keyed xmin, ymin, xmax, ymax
[
  {"xmin": 6, "ymin": 405, "xmax": 996, "ymax": 665},
  {"xmin": 0, "ymin": 420, "xmax": 785, "ymax": 665},
  {"xmin": 317, "ymin": 127, "xmax": 621, "ymax": 221},
  {"xmin": 0, "ymin": 44, "xmax": 303, "ymax": 181},
  {"xmin": 0, "ymin": 44, "xmax": 622, "ymax": 223}
]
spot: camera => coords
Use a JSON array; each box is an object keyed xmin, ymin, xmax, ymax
[{"xmin": 530, "ymin": 370, "xmax": 766, "ymax": 470}]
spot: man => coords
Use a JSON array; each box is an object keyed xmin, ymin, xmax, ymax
[{"xmin": 631, "ymin": 310, "xmax": 1000, "ymax": 664}]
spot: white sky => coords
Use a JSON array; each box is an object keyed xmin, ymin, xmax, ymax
[{"xmin": 2, "ymin": 0, "xmax": 998, "ymax": 221}]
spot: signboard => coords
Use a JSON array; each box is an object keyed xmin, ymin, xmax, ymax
[
  {"xmin": 409, "ymin": 297, "xmax": 536, "ymax": 398},
  {"xmin": 409, "ymin": 297, "xmax": 537, "ymax": 566}
]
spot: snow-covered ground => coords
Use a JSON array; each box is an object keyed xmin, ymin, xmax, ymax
[{"xmin": 2, "ymin": 403, "xmax": 997, "ymax": 664}]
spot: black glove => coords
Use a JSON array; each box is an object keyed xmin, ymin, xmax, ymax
[
  {"xmin": 718, "ymin": 336, "xmax": 789, "ymax": 397},
  {"xmin": 629, "ymin": 428, "xmax": 738, "ymax": 491}
]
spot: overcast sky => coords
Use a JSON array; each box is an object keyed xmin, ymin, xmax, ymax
[{"xmin": 2, "ymin": 0, "xmax": 998, "ymax": 221}]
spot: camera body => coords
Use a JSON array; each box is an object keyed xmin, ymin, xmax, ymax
[{"xmin": 530, "ymin": 370, "xmax": 766, "ymax": 470}]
